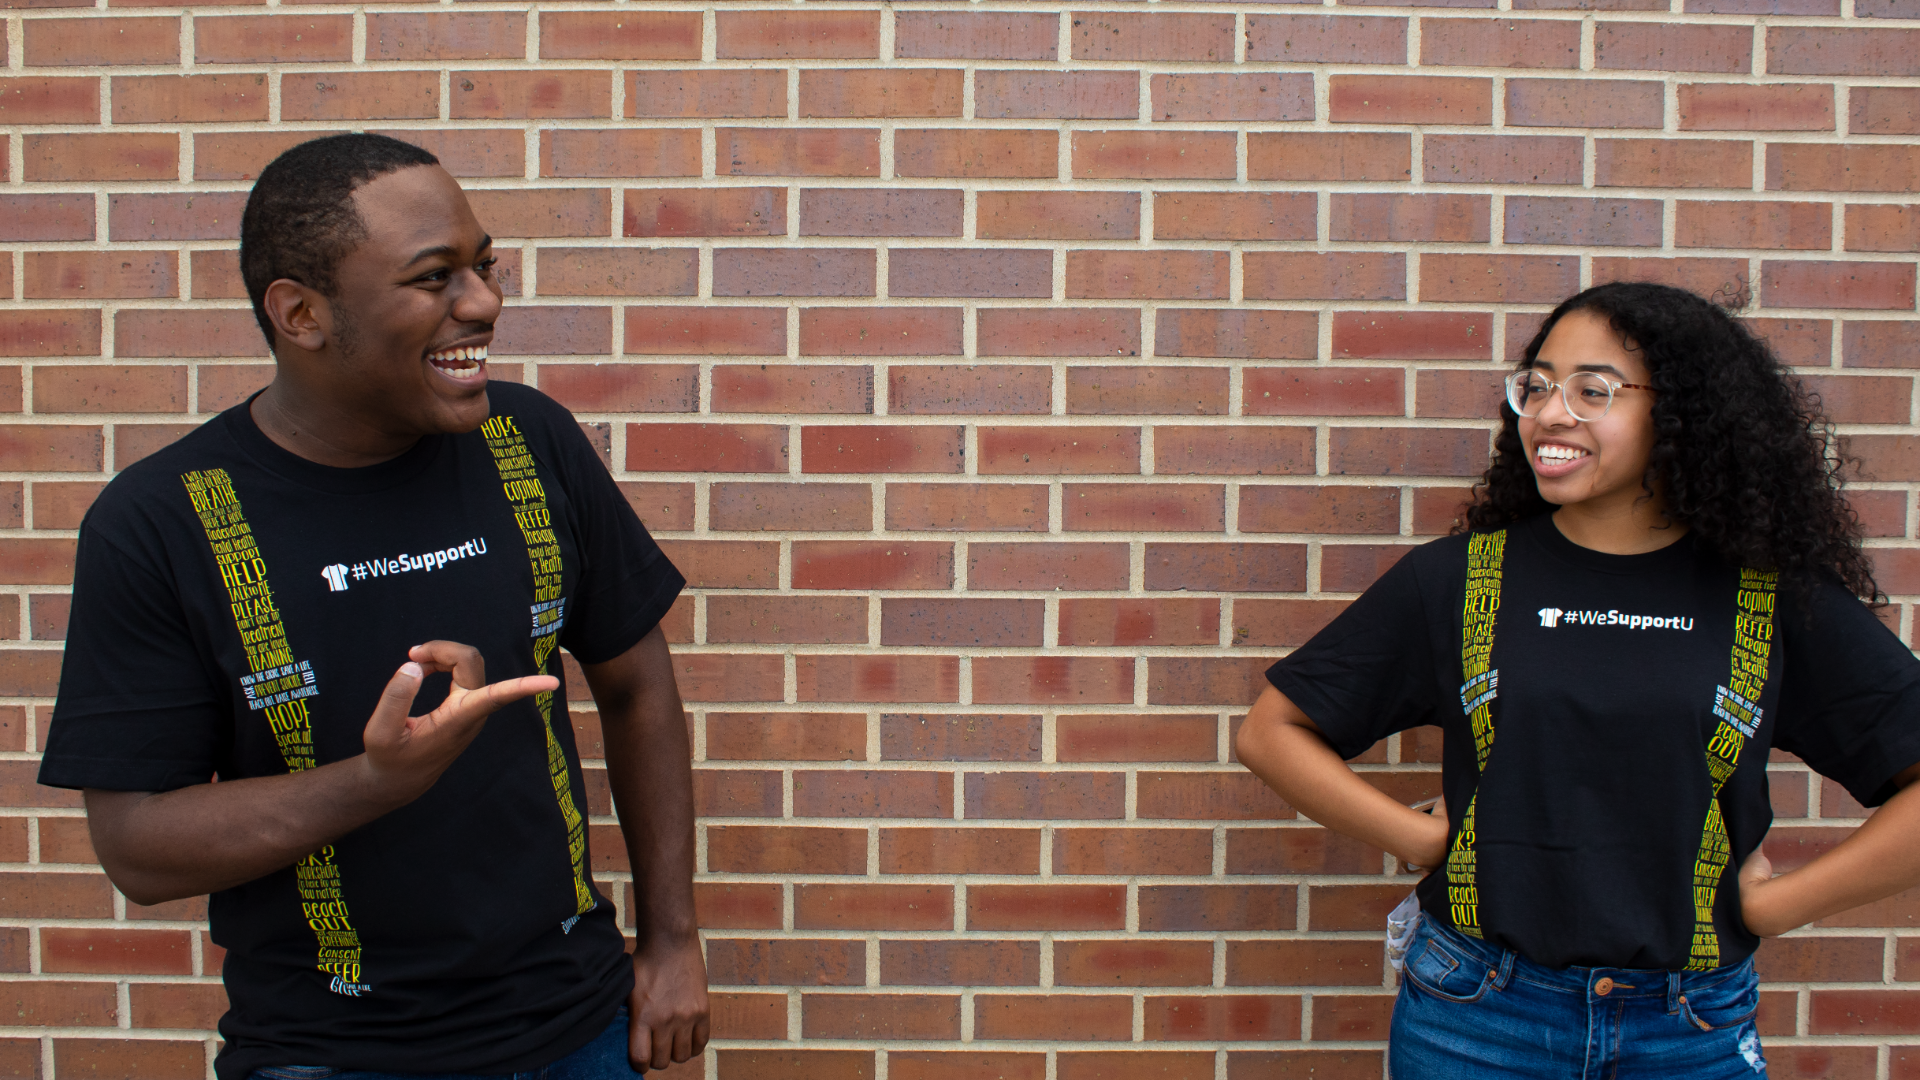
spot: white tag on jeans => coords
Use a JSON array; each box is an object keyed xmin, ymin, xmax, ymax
[{"xmin": 1386, "ymin": 890, "xmax": 1422, "ymax": 974}]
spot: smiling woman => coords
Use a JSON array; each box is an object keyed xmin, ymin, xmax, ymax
[{"xmin": 1236, "ymin": 282, "xmax": 1920, "ymax": 1079}]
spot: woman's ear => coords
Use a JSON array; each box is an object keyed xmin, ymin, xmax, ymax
[{"xmin": 262, "ymin": 279, "xmax": 330, "ymax": 356}]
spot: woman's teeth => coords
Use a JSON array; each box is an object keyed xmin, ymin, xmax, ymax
[
  {"xmin": 1536, "ymin": 444, "xmax": 1589, "ymax": 465},
  {"xmin": 428, "ymin": 346, "xmax": 487, "ymax": 377}
]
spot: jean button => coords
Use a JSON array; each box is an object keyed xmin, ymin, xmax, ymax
[{"xmin": 1595, "ymin": 976, "xmax": 1614, "ymax": 996}]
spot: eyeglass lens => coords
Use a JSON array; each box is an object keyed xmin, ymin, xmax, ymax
[{"xmin": 1508, "ymin": 371, "xmax": 1614, "ymax": 422}]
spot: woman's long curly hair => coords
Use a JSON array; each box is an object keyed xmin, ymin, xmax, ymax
[{"xmin": 1463, "ymin": 281, "xmax": 1880, "ymax": 602}]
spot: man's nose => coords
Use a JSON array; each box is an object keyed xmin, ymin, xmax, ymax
[{"xmin": 452, "ymin": 265, "xmax": 504, "ymax": 325}]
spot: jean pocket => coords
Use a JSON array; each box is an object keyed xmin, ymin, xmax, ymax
[
  {"xmin": 250, "ymin": 1067, "xmax": 339, "ymax": 1079},
  {"xmin": 1679, "ymin": 964, "xmax": 1761, "ymax": 1032},
  {"xmin": 1405, "ymin": 932, "xmax": 1497, "ymax": 1004}
]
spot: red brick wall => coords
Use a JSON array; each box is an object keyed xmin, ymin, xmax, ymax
[{"xmin": 3, "ymin": 2, "xmax": 1919, "ymax": 1078}]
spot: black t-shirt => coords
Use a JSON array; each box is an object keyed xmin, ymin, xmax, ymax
[
  {"xmin": 39, "ymin": 383, "xmax": 684, "ymax": 1079},
  {"xmin": 1268, "ymin": 513, "xmax": 1920, "ymax": 971}
]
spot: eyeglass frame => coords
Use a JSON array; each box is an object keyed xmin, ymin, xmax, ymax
[{"xmin": 1504, "ymin": 368, "xmax": 1655, "ymax": 423}]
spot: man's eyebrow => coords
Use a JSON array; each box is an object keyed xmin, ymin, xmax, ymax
[{"xmin": 402, "ymin": 235, "xmax": 492, "ymax": 268}]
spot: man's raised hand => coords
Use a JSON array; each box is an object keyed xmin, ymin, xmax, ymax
[{"xmin": 359, "ymin": 640, "xmax": 558, "ymax": 805}]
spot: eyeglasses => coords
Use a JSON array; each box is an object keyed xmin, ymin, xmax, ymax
[{"xmin": 1504, "ymin": 369, "xmax": 1653, "ymax": 423}]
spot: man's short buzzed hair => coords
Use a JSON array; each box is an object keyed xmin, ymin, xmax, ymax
[{"xmin": 239, "ymin": 133, "xmax": 441, "ymax": 346}]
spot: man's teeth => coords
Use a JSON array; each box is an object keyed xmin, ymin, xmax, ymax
[
  {"xmin": 428, "ymin": 346, "xmax": 487, "ymax": 374},
  {"xmin": 1536, "ymin": 445, "xmax": 1590, "ymax": 464}
]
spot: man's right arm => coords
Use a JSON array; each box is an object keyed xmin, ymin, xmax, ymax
[{"xmin": 84, "ymin": 640, "xmax": 554, "ymax": 906}]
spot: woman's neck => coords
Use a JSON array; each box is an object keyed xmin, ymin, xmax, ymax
[{"xmin": 1551, "ymin": 498, "xmax": 1687, "ymax": 555}]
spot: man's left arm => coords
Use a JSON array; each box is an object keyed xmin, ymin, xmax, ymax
[{"xmin": 580, "ymin": 624, "xmax": 709, "ymax": 1072}]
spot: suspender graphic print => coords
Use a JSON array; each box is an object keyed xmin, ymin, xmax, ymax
[
  {"xmin": 182, "ymin": 469, "xmax": 369, "ymax": 996},
  {"xmin": 1445, "ymin": 529, "xmax": 1506, "ymax": 938},
  {"xmin": 480, "ymin": 415, "xmax": 597, "ymax": 924},
  {"xmin": 1441, "ymin": 533, "xmax": 1778, "ymax": 967}
]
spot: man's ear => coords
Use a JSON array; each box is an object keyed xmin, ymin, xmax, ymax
[{"xmin": 263, "ymin": 279, "xmax": 330, "ymax": 355}]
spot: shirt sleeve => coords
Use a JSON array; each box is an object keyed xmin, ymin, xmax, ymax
[
  {"xmin": 1772, "ymin": 581, "xmax": 1920, "ymax": 808},
  {"xmin": 1264, "ymin": 548, "xmax": 1443, "ymax": 761},
  {"xmin": 38, "ymin": 523, "xmax": 228, "ymax": 792},
  {"xmin": 543, "ymin": 403, "xmax": 685, "ymax": 666}
]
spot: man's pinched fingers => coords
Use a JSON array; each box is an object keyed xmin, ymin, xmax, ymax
[
  {"xmin": 408, "ymin": 640, "xmax": 487, "ymax": 690},
  {"xmin": 363, "ymin": 662, "xmax": 425, "ymax": 743}
]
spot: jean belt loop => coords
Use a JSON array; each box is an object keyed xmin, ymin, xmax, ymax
[
  {"xmin": 1492, "ymin": 946, "xmax": 1516, "ymax": 990},
  {"xmin": 1666, "ymin": 970, "xmax": 1683, "ymax": 1014}
]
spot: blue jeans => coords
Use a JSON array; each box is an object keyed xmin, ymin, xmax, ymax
[
  {"xmin": 1392, "ymin": 916, "xmax": 1767, "ymax": 1079},
  {"xmin": 248, "ymin": 1009, "xmax": 639, "ymax": 1080}
]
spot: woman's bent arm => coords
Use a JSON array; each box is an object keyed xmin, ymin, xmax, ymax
[
  {"xmin": 1236, "ymin": 684, "xmax": 1449, "ymax": 870},
  {"xmin": 1742, "ymin": 763, "xmax": 1920, "ymax": 936}
]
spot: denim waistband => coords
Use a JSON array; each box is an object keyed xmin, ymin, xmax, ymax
[{"xmin": 1421, "ymin": 914, "xmax": 1756, "ymax": 1011}]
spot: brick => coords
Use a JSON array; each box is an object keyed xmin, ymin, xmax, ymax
[
  {"xmin": 976, "ymin": 70, "xmax": 1136, "ymax": 121},
  {"xmin": 0, "ymin": 195, "xmax": 93, "ymax": 242},
  {"xmin": 1311, "ymin": 996, "xmax": 1395, "ymax": 1041},
  {"xmin": 890, "ymin": 365, "xmax": 1051, "ymax": 414},
  {"xmin": 1849, "ymin": 205, "xmax": 1920, "ymax": 253},
  {"xmin": 542, "ymin": 365, "xmax": 695, "ymax": 413},
  {"xmin": 723, "ymin": 128, "xmax": 879, "ymax": 177},
  {"xmin": 1592, "ymin": 256, "xmax": 1749, "ymax": 298},
  {"xmin": 129, "ymin": 982, "xmax": 226, "ymax": 1029},
  {"xmin": 116, "ymin": 311, "xmax": 258, "ymax": 359},
  {"xmin": 1506, "ymin": 78, "xmax": 1663, "ymax": 128},
  {"xmin": 1153, "ymin": 74, "xmax": 1313, "ymax": 123},
  {"xmin": 1145, "ymin": 543, "xmax": 1307, "ymax": 592},
  {"xmin": 717, "ymin": 1050, "xmax": 869, "ymax": 1079},
  {"xmin": 1056, "ymin": 940, "xmax": 1212, "ymax": 986},
  {"xmin": 669, "ymin": 653, "xmax": 784, "ymax": 703},
  {"xmin": 794, "ymin": 770, "xmax": 952, "ymax": 819},
  {"xmin": 801, "ymin": 309, "xmax": 963, "ymax": 357},
  {"xmin": 1146, "ymin": 659, "xmax": 1279, "ymax": 708},
  {"xmin": 1331, "ymin": 194, "xmax": 1489, "ymax": 243},
  {"xmin": 715, "ymin": 249, "xmax": 874, "ymax": 298},
  {"xmin": 980, "ymin": 192, "xmax": 1138, "ymax": 242},
  {"xmin": 803, "ymin": 70, "xmax": 963, "ymax": 119},
  {"xmin": 1308, "ymin": 883, "xmax": 1415, "ymax": 930},
  {"xmin": 1771, "ymin": 27, "xmax": 1920, "ymax": 77},
  {"xmin": 694, "ymin": 883, "xmax": 782, "ymax": 930},
  {"xmin": 0, "ymin": 426, "xmax": 101, "ymax": 471},
  {"xmin": 458, "ymin": 73, "xmax": 612, "ymax": 124},
  {"xmin": 1680, "ymin": 84, "xmax": 1832, "ymax": 131},
  {"xmin": 1422, "ymin": 19, "xmax": 1579, "ymax": 68},
  {"xmin": 707, "ymin": 712, "xmax": 865, "ymax": 760},
  {"xmin": 796, "ymin": 884, "xmax": 953, "ymax": 931},
  {"xmin": 1058, "ymin": 599, "xmax": 1216, "ymax": 648},
  {"xmin": 1763, "ymin": 261, "xmax": 1916, "ymax": 310},
  {"xmin": 1156, "ymin": 311, "xmax": 1317, "ymax": 361},
  {"xmin": 114, "ymin": 73, "xmax": 268, "ymax": 124},
  {"xmin": 1415, "ymin": 369, "xmax": 1507, "ymax": 420},
  {"xmin": 1678, "ymin": 201, "xmax": 1830, "ymax": 250},
  {"xmin": 972, "ymin": 657, "xmax": 1134, "ymax": 705},
  {"xmin": 1335, "ymin": 311, "xmax": 1492, "ymax": 360},
  {"xmin": 709, "ymin": 939, "xmax": 865, "ymax": 987},
  {"xmin": 1845, "ymin": 321, "xmax": 1920, "ymax": 368},
  {"xmin": 1250, "ymin": 133, "xmax": 1411, "ymax": 182},
  {"xmin": 1595, "ymin": 21, "xmax": 1750, "ymax": 72},
  {"xmin": 1331, "ymin": 428, "xmax": 1489, "ymax": 476},
  {"xmin": 1068, "ymin": 251, "xmax": 1228, "ymax": 301},
  {"xmin": 1063, "ymin": 359, "xmax": 1229, "ymax": 414},
  {"xmin": 708, "ymin": 825, "xmax": 865, "ymax": 875},
  {"xmin": 802, "ymin": 425, "xmax": 961, "ymax": 474},
  {"xmin": 890, "ymin": 250, "xmax": 1051, "ymax": 299},
  {"xmin": 718, "ymin": 9, "xmax": 878, "ymax": 59},
  {"xmin": 980, "ymin": 311, "xmax": 1139, "ymax": 358},
  {"xmin": 1320, "ymin": 545, "xmax": 1418, "ymax": 592},
  {"xmin": 1064, "ymin": 483, "xmax": 1222, "ymax": 533},
  {"xmin": 1074, "ymin": 132, "xmax": 1237, "ymax": 180},
  {"xmin": 538, "ymin": 11, "xmax": 700, "ymax": 60},
  {"xmin": 467, "ymin": 189, "xmax": 610, "ymax": 239},
  {"xmin": 42, "ymin": 928, "xmax": 191, "ymax": 975},
  {"xmin": 1244, "ymin": 253, "xmax": 1406, "ymax": 302},
  {"xmin": 1802, "ymin": 374, "xmax": 1911, "ymax": 425},
  {"xmin": 711, "ymin": 483, "xmax": 871, "ymax": 532},
  {"xmin": 969, "ymin": 885, "xmax": 1125, "ymax": 931},
  {"xmin": 1506, "ymin": 196, "xmax": 1662, "ymax": 247},
  {"xmin": 801, "ymin": 190, "xmax": 960, "ymax": 238},
  {"xmin": 1812, "ymin": 991, "xmax": 1920, "ymax": 1035},
  {"xmin": 1242, "ymin": 368, "xmax": 1404, "ymax": 417},
  {"xmin": 367, "ymin": 12, "xmax": 524, "ymax": 61},
  {"xmin": 967, "ymin": 542, "xmax": 1129, "ymax": 591},
  {"xmin": 1154, "ymin": 425, "xmax": 1316, "ymax": 475},
  {"xmin": 1055, "ymin": 715, "xmax": 1217, "ymax": 763},
  {"xmin": 965, "ymin": 771, "xmax": 1125, "ymax": 817},
  {"xmin": 628, "ymin": 423, "xmax": 786, "ymax": 474},
  {"xmin": 630, "ymin": 71, "xmax": 785, "ymax": 119},
  {"xmin": 976, "ymin": 995, "xmax": 1131, "ymax": 1041},
  {"xmin": 26, "ymin": 16, "xmax": 177, "ymax": 65},
  {"xmin": 196, "ymin": 14, "xmax": 351, "ymax": 62},
  {"xmin": 1770, "ymin": 144, "xmax": 1920, "ymax": 193},
  {"xmin": 1072, "ymin": 12, "xmax": 1232, "ymax": 61},
  {"xmin": 0, "ymin": 76, "xmax": 96, "ymax": 123},
  {"xmin": 1422, "ymin": 253, "xmax": 1579, "ymax": 303},
  {"xmin": 1228, "ymin": 827, "xmax": 1384, "ymax": 874},
  {"xmin": 113, "ymin": 424, "xmax": 197, "ymax": 471},
  {"xmin": 0, "ymin": 872, "xmax": 113, "ymax": 918},
  {"xmin": 281, "ymin": 70, "xmax": 437, "ymax": 121},
  {"xmin": 896, "ymin": 130, "xmax": 1058, "ymax": 179},
  {"xmin": 1330, "ymin": 75, "xmax": 1491, "ymax": 125},
  {"xmin": 1425, "ymin": 134, "xmax": 1583, "ymax": 184},
  {"xmin": 880, "ymin": 827, "xmax": 1040, "ymax": 874},
  {"xmin": 1054, "ymin": 831, "xmax": 1214, "ymax": 878},
  {"xmin": 1247, "ymin": 15, "xmax": 1406, "ymax": 64},
  {"xmin": 1154, "ymin": 193, "xmax": 1315, "ymax": 243},
  {"xmin": 1692, "ymin": 0, "xmax": 1837, "ymax": 11},
  {"xmin": 713, "ymin": 365, "xmax": 872, "ymax": 414},
  {"xmin": 0, "ymin": 312, "xmax": 101, "ymax": 358},
  {"xmin": 624, "ymin": 188, "xmax": 784, "ymax": 239},
  {"xmin": 186, "ymin": 132, "xmax": 306, "ymax": 183},
  {"xmin": 896, "ymin": 11, "xmax": 1057, "ymax": 60},
  {"xmin": 882, "ymin": 713, "xmax": 1041, "ymax": 762},
  {"xmin": 978, "ymin": 426, "xmax": 1138, "ymax": 475},
  {"xmin": 1063, "ymin": 1053, "xmax": 1215, "ymax": 1080},
  {"xmin": 35, "ymin": 366, "xmax": 184, "ymax": 414},
  {"xmin": 31, "ymin": 482, "xmax": 95, "ymax": 529},
  {"xmin": 798, "ymin": 655, "xmax": 961, "ymax": 704},
  {"xmin": 537, "ymin": 248, "xmax": 695, "ymax": 298},
  {"xmin": 626, "ymin": 307, "xmax": 784, "ymax": 356},
  {"xmin": 803, "ymin": 993, "xmax": 960, "ymax": 1041},
  {"xmin": 24, "ymin": 252, "xmax": 175, "ymax": 300},
  {"xmin": 883, "ymin": 944, "xmax": 1039, "ymax": 989},
  {"xmin": 1145, "ymin": 996, "xmax": 1302, "ymax": 1041},
  {"xmin": 56, "ymin": 1039, "xmax": 204, "ymax": 1079},
  {"xmin": 23, "ymin": 133, "xmax": 176, "ymax": 182},
  {"xmin": 1755, "ymin": 936, "xmax": 1885, "ymax": 983},
  {"xmin": 1595, "ymin": 139, "xmax": 1753, "ymax": 189},
  {"xmin": 1240, "ymin": 485, "xmax": 1400, "ymax": 535},
  {"xmin": 1853, "ymin": 87, "xmax": 1920, "ymax": 135}
]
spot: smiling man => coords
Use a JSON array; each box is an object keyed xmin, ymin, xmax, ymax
[{"xmin": 37, "ymin": 135, "xmax": 707, "ymax": 1078}]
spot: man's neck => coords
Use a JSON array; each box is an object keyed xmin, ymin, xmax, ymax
[{"xmin": 251, "ymin": 379, "xmax": 421, "ymax": 470}]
